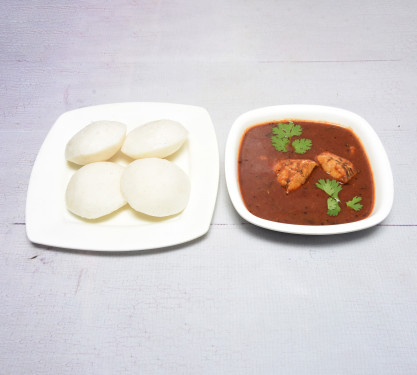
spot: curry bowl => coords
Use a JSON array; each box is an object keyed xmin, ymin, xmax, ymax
[{"xmin": 225, "ymin": 105, "xmax": 393, "ymax": 235}]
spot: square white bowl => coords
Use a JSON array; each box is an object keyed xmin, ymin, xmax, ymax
[
  {"xmin": 26, "ymin": 102, "xmax": 219, "ymax": 251},
  {"xmin": 225, "ymin": 105, "xmax": 394, "ymax": 235}
]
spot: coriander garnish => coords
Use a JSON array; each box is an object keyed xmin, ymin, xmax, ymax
[
  {"xmin": 315, "ymin": 179, "xmax": 342, "ymax": 201},
  {"xmin": 316, "ymin": 179, "xmax": 342, "ymax": 216},
  {"xmin": 271, "ymin": 136, "xmax": 290, "ymax": 152},
  {"xmin": 316, "ymin": 179, "xmax": 364, "ymax": 216},
  {"xmin": 271, "ymin": 121, "xmax": 312, "ymax": 154},
  {"xmin": 346, "ymin": 196, "xmax": 363, "ymax": 211},
  {"xmin": 292, "ymin": 138, "xmax": 313, "ymax": 154},
  {"xmin": 327, "ymin": 197, "xmax": 341, "ymax": 216}
]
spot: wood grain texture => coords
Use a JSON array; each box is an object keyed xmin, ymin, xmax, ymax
[{"xmin": 1, "ymin": 1, "xmax": 417, "ymax": 374}]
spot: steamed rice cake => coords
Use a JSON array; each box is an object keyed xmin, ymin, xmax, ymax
[
  {"xmin": 121, "ymin": 158, "xmax": 190, "ymax": 217},
  {"xmin": 121, "ymin": 119, "xmax": 187, "ymax": 159},
  {"xmin": 65, "ymin": 162, "xmax": 126, "ymax": 219},
  {"xmin": 65, "ymin": 121, "xmax": 126, "ymax": 165}
]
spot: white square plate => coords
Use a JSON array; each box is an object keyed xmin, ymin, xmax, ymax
[
  {"xmin": 225, "ymin": 105, "xmax": 394, "ymax": 235},
  {"xmin": 26, "ymin": 102, "xmax": 219, "ymax": 251}
]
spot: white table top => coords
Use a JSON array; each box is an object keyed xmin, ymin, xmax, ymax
[{"xmin": 1, "ymin": 1, "xmax": 416, "ymax": 374}]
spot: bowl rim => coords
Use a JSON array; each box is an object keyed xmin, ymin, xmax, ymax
[{"xmin": 225, "ymin": 104, "xmax": 394, "ymax": 235}]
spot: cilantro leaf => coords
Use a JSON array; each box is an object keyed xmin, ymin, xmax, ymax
[
  {"xmin": 327, "ymin": 197, "xmax": 341, "ymax": 216},
  {"xmin": 292, "ymin": 138, "xmax": 312, "ymax": 154},
  {"xmin": 270, "ymin": 121, "xmax": 313, "ymax": 153},
  {"xmin": 271, "ymin": 126, "xmax": 283, "ymax": 136},
  {"xmin": 273, "ymin": 122, "xmax": 303, "ymax": 139},
  {"xmin": 346, "ymin": 196, "xmax": 363, "ymax": 211},
  {"xmin": 271, "ymin": 136, "xmax": 289, "ymax": 152},
  {"xmin": 315, "ymin": 179, "xmax": 342, "ymax": 200}
]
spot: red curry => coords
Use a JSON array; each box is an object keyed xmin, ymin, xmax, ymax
[{"xmin": 238, "ymin": 120, "xmax": 375, "ymax": 225}]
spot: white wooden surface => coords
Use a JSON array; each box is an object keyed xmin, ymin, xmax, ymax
[{"xmin": 1, "ymin": 1, "xmax": 417, "ymax": 374}]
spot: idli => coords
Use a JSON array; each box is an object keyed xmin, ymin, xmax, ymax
[
  {"xmin": 121, "ymin": 119, "xmax": 187, "ymax": 159},
  {"xmin": 65, "ymin": 121, "xmax": 127, "ymax": 165},
  {"xmin": 121, "ymin": 158, "xmax": 190, "ymax": 217},
  {"xmin": 66, "ymin": 162, "xmax": 126, "ymax": 219}
]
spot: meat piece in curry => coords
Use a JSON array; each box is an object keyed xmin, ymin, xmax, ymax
[
  {"xmin": 274, "ymin": 159, "xmax": 317, "ymax": 193},
  {"xmin": 316, "ymin": 151, "xmax": 357, "ymax": 183}
]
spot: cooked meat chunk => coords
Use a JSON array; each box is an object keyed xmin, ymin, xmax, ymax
[
  {"xmin": 274, "ymin": 159, "xmax": 317, "ymax": 193},
  {"xmin": 316, "ymin": 151, "xmax": 357, "ymax": 183}
]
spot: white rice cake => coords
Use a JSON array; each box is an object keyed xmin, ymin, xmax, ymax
[
  {"xmin": 65, "ymin": 121, "xmax": 127, "ymax": 165},
  {"xmin": 121, "ymin": 158, "xmax": 190, "ymax": 217},
  {"xmin": 66, "ymin": 162, "xmax": 126, "ymax": 219},
  {"xmin": 121, "ymin": 119, "xmax": 187, "ymax": 159}
]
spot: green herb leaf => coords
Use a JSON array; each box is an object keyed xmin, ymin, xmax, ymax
[
  {"xmin": 270, "ymin": 122, "xmax": 313, "ymax": 153},
  {"xmin": 327, "ymin": 197, "xmax": 341, "ymax": 216},
  {"xmin": 292, "ymin": 138, "xmax": 312, "ymax": 154},
  {"xmin": 271, "ymin": 136, "xmax": 290, "ymax": 152},
  {"xmin": 315, "ymin": 179, "xmax": 342, "ymax": 200},
  {"xmin": 272, "ymin": 121, "xmax": 302, "ymax": 139},
  {"xmin": 346, "ymin": 196, "xmax": 363, "ymax": 211}
]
